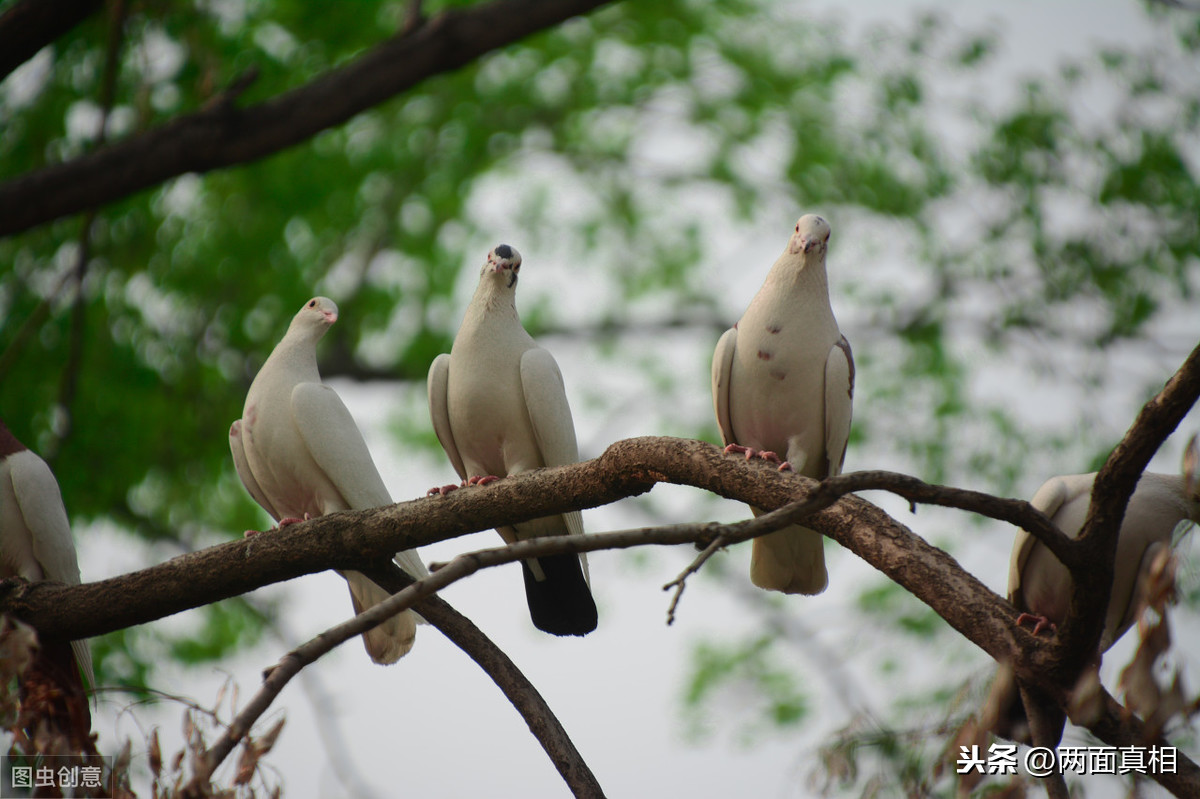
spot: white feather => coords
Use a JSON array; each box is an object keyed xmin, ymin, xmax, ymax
[
  {"xmin": 231, "ymin": 297, "xmax": 427, "ymax": 665},
  {"xmin": 711, "ymin": 215, "xmax": 853, "ymax": 595},
  {"xmin": 428, "ymin": 246, "xmax": 596, "ymax": 634},
  {"xmin": 0, "ymin": 443, "xmax": 94, "ymax": 691}
]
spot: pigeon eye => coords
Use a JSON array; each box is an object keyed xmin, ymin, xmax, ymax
[{"xmin": 307, "ymin": 299, "xmax": 317, "ymax": 308}]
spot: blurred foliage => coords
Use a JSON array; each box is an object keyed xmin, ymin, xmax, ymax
[
  {"xmin": 1, "ymin": 0, "xmax": 1199, "ymax": 794},
  {"xmin": 683, "ymin": 634, "xmax": 810, "ymax": 744}
]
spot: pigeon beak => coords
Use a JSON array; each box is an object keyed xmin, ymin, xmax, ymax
[
  {"xmin": 324, "ymin": 310, "xmax": 338, "ymax": 324},
  {"xmin": 801, "ymin": 236, "xmax": 817, "ymax": 254},
  {"xmin": 490, "ymin": 260, "xmax": 517, "ymax": 287}
]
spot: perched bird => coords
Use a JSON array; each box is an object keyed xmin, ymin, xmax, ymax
[
  {"xmin": 230, "ymin": 297, "xmax": 428, "ymax": 665},
  {"xmin": 0, "ymin": 419, "xmax": 93, "ymax": 744},
  {"xmin": 428, "ymin": 244, "xmax": 597, "ymax": 636},
  {"xmin": 981, "ymin": 471, "xmax": 1200, "ymax": 740},
  {"xmin": 711, "ymin": 214, "xmax": 854, "ymax": 594}
]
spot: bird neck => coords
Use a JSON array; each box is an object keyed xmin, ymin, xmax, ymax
[
  {"xmin": 464, "ymin": 276, "xmax": 520, "ymax": 329},
  {"xmin": 765, "ymin": 254, "xmax": 830, "ymax": 301},
  {"xmin": 268, "ymin": 332, "xmax": 324, "ymax": 383}
]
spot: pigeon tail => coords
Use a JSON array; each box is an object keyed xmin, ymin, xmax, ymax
[
  {"xmin": 521, "ymin": 554, "xmax": 598, "ymax": 636},
  {"xmin": 749, "ymin": 524, "xmax": 828, "ymax": 595},
  {"xmin": 345, "ymin": 570, "xmax": 418, "ymax": 665}
]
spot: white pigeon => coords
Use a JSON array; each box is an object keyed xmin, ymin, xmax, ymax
[
  {"xmin": 981, "ymin": 470, "xmax": 1200, "ymax": 739},
  {"xmin": 0, "ymin": 419, "xmax": 94, "ymax": 700},
  {"xmin": 711, "ymin": 214, "xmax": 854, "ymax": 595},
  {"xmin": 428, "ymin": 244, "xmax": 597, "ymax": 636},
  {"xmin": 1010, "ymin": 471, "xmax": 1199, "ymax": 649},
  {"xmin": 230, "ymin": 297, "xmax": 429, "ymax": 665}
]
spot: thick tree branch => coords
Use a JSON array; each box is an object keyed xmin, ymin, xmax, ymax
[
  {"xmin": 0, "ymin": 0, "xmax": 617, "ymax": 237},
  {"xmin": 0, "ymin": 436, "xmax": 1068, "ymax": 742},
  {"xmin": 2, "ymin": 434, "xmax": 1195, "ymax": 794},
  {"xmin": 1063, "ymin": 341, "xmax": 1200, "ymax": 673},
  {"xmin": 0, "ymin": 437, "xmax": 1034, "ymax": 667},
  {"xmin": 0, "ymin": 0, "xmax": 104, "ymax": 84}
]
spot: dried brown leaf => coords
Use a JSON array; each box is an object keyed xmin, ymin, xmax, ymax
[
  {"xmin": 114, "ymin": 738, "xmax": 133, "ymax": 777},
  {"xmin": 1183, "ymin": 433, "xmax": 1199, "ymax": 497},
  {"xmin": 1119, "ymin": 618, "xmax": 1170, "ymax": 718},
  {"xmin": 213, "ymin": 680, "xmax": 228, "ymax": 714},
  {"xmin": 941, "ymin": 715, "xmax": 987, "ymax": 793},
  {"xmin": 0, "ymin": 617, "xmax": 39, "ymax": 682},
  {"xmin": 1142, "ymin": 671, "xmax": 1188, "ymax": 741},
  {"xmin": 1141, "ymin": 549, "xmax": 1178, "ymax": 615},
  {"xmin": 256, "ymin": 718, "xmax": 286, "ymax": 756},
  {"xmin": 149, "ymin": 728, "xmax": 162, "ymax": 778},
  {"xmin": 182, "ymin": 709, "xmax": 196, "ymax": 744},
  {"xmin": 234, "ymin": 741, "xmax": 259, "ymax": 786},
  {"xmin": 1068, "ymin": 666, "xmax": 1104, "ymax": 727}
]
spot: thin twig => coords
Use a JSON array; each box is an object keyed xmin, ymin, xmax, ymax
[
  {"xmin": 394, "ymin": 585, "xmax": 606, "ymax": 799},
  {"xmin": 822, "ymin": 470, "xmax": 1078, "ymax": 567},
  {"xmin": 663, "ymin": 532, "xmax": 729, "ymax": 626}
]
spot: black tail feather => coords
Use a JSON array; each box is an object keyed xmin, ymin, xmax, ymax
[{"xmin": 521, "ymin": 553, "xmax": 597, "ymax": 636}]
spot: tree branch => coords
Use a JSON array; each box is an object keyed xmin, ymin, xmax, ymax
[
  {"xmin": 1084, "ymin": 687, "xmax": 1200, "ymax": 798},
  {"xmin": 371, "ymin": 568, "xmax": 606, "ymax": 799},
  {"xmin": 813, "ymin": 470, "xmax": 1078, "ymax": 569},
  {"xmin": 1063, "ymin": 341, "xmax": 1200, "ymax": 673},
  {"xmin": 0, "ymin": 0, "xmax": 104, "ymax": 84},
  {"xmin": 0, "ymin": 0, "xmax": 617, "ymax": 237},
  {"xmin": 185, "ymin": 501, "xmax": 867, "ymax": 797},
  {"xmin": 186, "ymin": 565, "xmax": 605, "ymax": 799},
  {"xmin": 2, "ymin": 434, "xmax": 1195, "ymax": 794},
  {"xmin": 0, "ymin": 437, "xmax": 1030, "ymax": 666}
]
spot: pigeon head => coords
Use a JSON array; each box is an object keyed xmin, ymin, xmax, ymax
[
  {"xmin": 483, "ymin": 244, "xmax": 522, "ymax": 289},
  {"xmin": 289, "ymin": 296, "xmax": 339, "ymax": 340},
  {"xmin": 787, "ymin": 214, "xmax": 831, "ymax": 258}
]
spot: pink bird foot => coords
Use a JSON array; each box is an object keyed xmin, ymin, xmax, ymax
[
  {"xmin": 467, "ymin": 475, "xmax": 501, "ymax": 486},
  {"xmin": 244, "ymin": 515, "xmax": 307, "ymax": 538},
  {"xmin": 723, "ymin": 443, "xmax": 757, "ymax": 460},
  {"xmin": 427, "ymin": 483, "xmax": 461, "ymax": 496},
  {"xmin": 1016, "ymin": 612, "xmax": 1058, "ymax": 636},
  {"xmin": 724, "ymin": 444, "xmax": 790, "ymax": 469}
]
